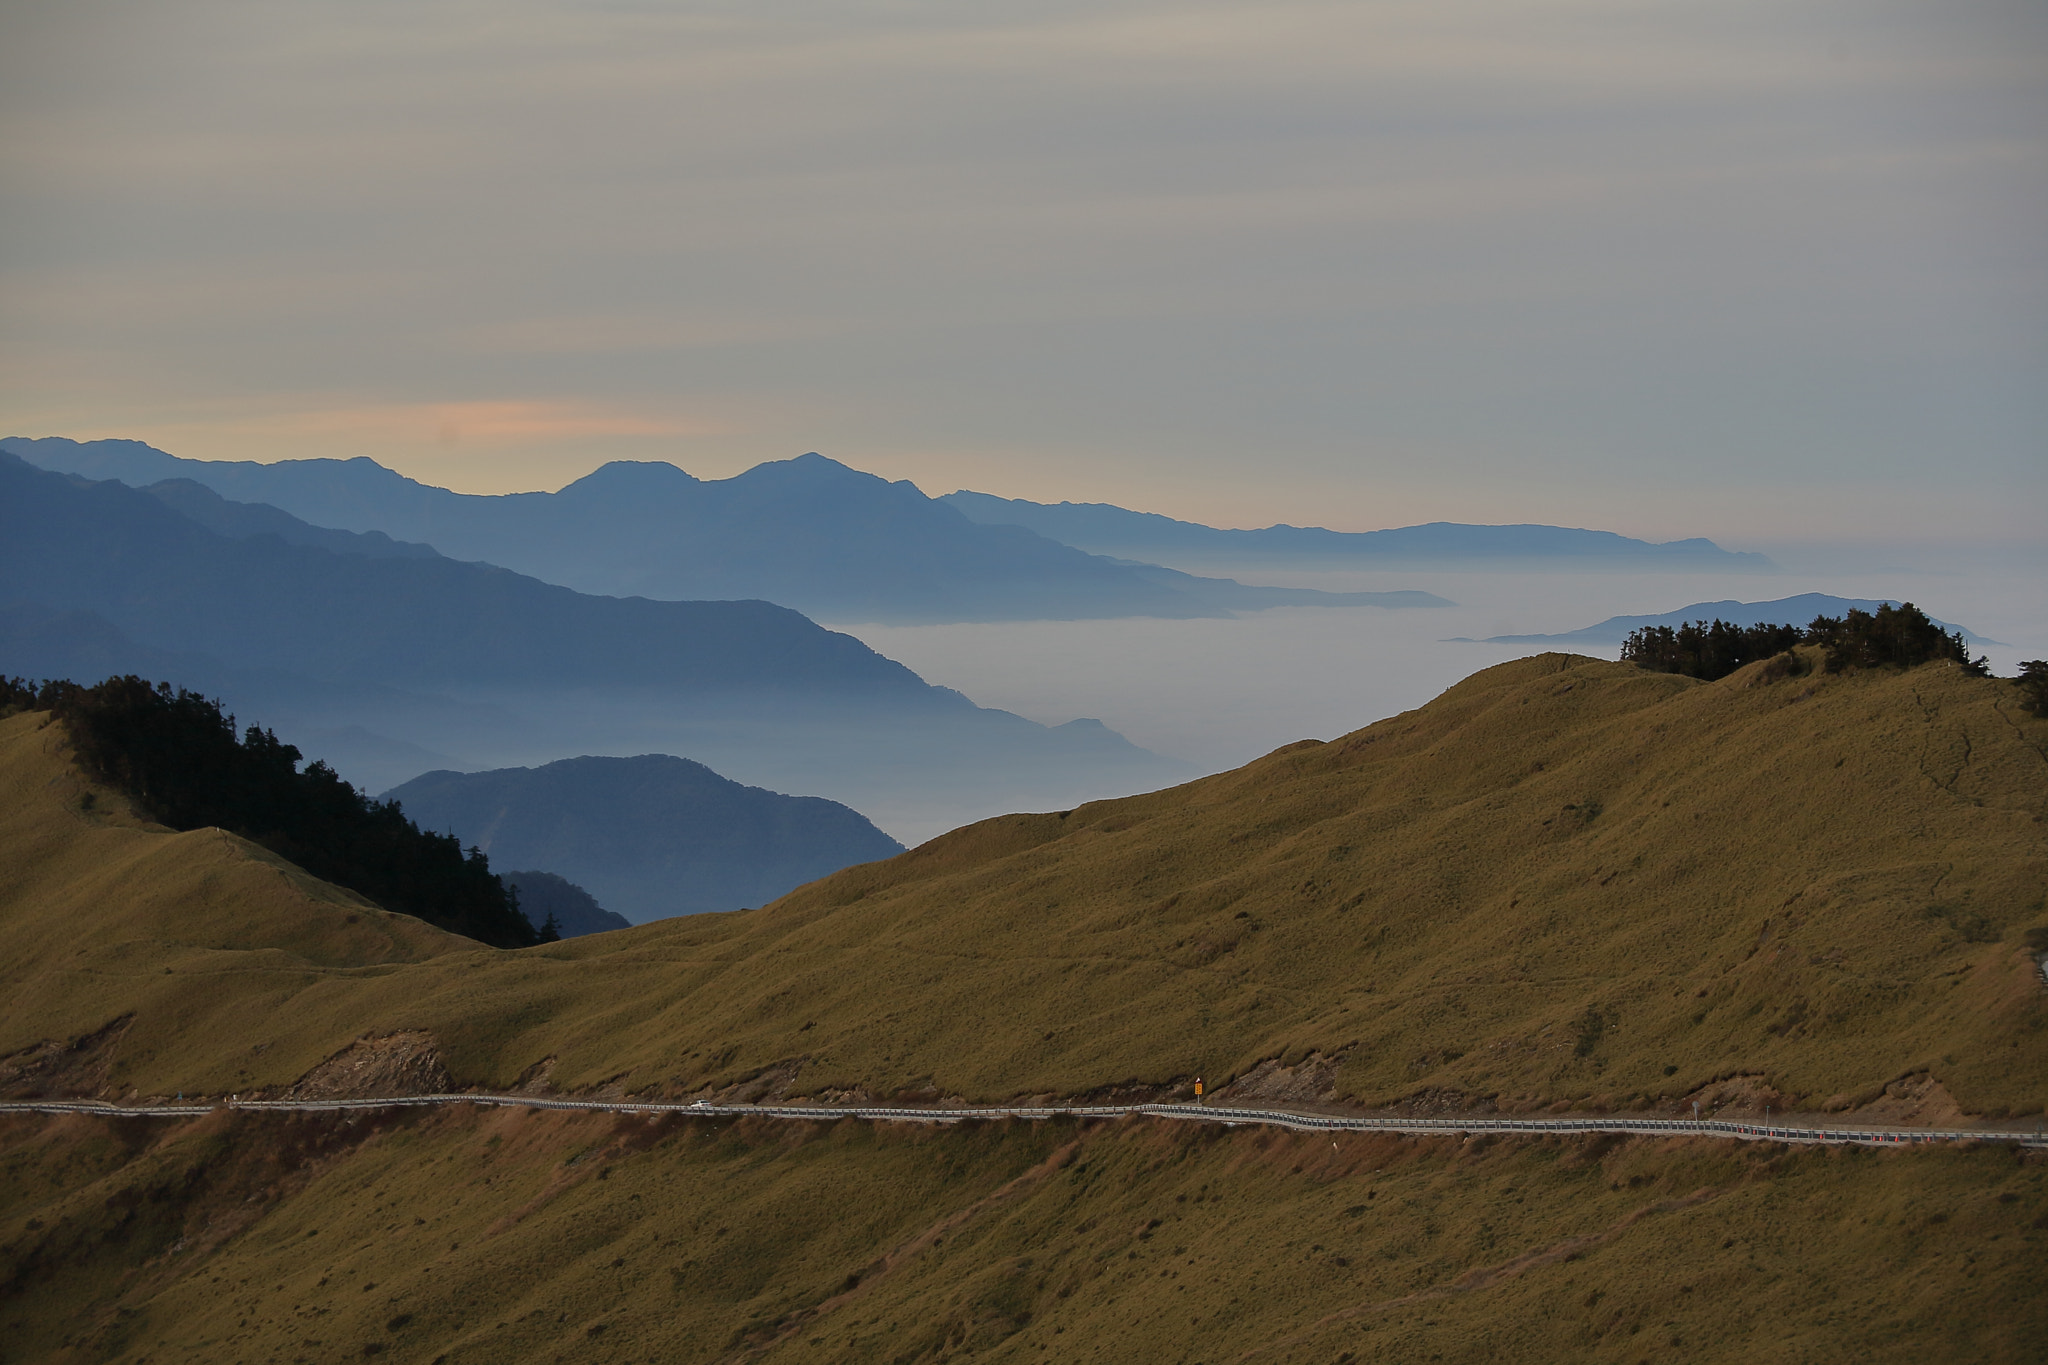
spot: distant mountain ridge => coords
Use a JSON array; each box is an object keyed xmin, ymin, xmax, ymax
[
  {"xmin": 387, "ymin": 754, "xmax": 907, "ymax": 923},
  {"xmin": 0, "ymin": 598, "xmax": 482, "ymax": 788},
  {"xmin": 0, "ymin": 453, "xmax": 1191, "ymax": 838},
  {"xmin": 0, "ymin": 452, "xmax": 934, "ymax": 697},
  {"xmin": 500, "ymin": 870, "xmax": 633, "ymax": 939},
  {"xmin": 1467, "ymin": 593, "xmax": 1998, "ymax": 647},
  {"xmin": 0, "ymin": 437, "xmax": 1448, "ymax": 623},
  {"xmin": 940, "ymin": 488, "xmax": 1774, "ymax": 570},
  {"xmin": 141, "ymin": 477, "xmax": 441, "ymax": 561}
]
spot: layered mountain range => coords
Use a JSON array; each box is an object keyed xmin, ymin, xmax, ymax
[
  {"xmin": 942, "ymin": 488, "xmax": 1774, "ymax": 571},
  {"xmin": 1, "ymin": 438, "xmax": 1448, "ymax": 623},
  {"xmin": 4, "ymin": 429, "xmax": 2035, "ymax": 1361},
  {"xmin": 0, "ymin": 453, "xmax": 1186, "ymax": 837}
]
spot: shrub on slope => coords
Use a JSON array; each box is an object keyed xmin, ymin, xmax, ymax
[
  {"xmin": 0, "ymin": 675, "xmax": 533, "ymax": 948},
  {"xmin": 1619, "ymin": 619, "xmax": 1804, "ymax": 680},
  {"xmin": 1621, "ymin": 602, "xmax": 1986, "ymax": 682}
]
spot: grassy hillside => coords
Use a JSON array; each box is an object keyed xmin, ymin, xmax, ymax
[
  {"xmin": 627, "ymin": 648, "xmax": 2048, "ymax": 1118},
  {"xmin": 4, "ymin": 650, "xmax": 2043, "ymax": 1121},
  {"xmin": 4, "ymin": 1105, "xmax": 2042, "ymax": 1364},
  {"xmin": 0, "ymin": 712, "xmax": 473, "ymax": 1098},
  {"xmin": 5, "ymin": 651, "xmax": 2047, "ymax": 1363}
]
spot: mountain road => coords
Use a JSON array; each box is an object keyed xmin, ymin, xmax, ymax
[{"xmin": 2, "ymin": 1094, "xmax": 2040, "ymax": 1149}]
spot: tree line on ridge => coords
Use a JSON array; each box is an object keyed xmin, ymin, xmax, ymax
[
  {"xmin": 0, "ymin": 674, "xmax": 542, "ymax": 948},
  {"xmin": 1620, "ymin": 602, "xmax": 2003, "ymax": 683}
]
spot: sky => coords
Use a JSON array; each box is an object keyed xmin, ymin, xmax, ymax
[{"xmin": 2, "ymin": 0, "xmax": 2044, "ymax": 548}]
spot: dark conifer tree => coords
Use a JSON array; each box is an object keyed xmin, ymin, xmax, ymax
[
  {"xmin": 2018, "ymin": 660, "xmax": 2048, "ymax": 717},
  {"xmin": 1804, "ymin": 603, "xmax": 1985, "ymax": 675},
  {"xmin": 1619, "ymin": 619, "xmax": 1801, "ymax": 681}
]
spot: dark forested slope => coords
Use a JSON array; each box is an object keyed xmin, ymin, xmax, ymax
[{"xmin": 0, "ymin": 676, "xmax": 534, "ymax": 946}]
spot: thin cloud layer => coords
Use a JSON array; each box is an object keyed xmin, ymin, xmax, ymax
[{"xmin": 1, "ymin": 0, "xmax": 2042, "ymax": 539}]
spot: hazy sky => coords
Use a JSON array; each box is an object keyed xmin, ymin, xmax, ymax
[{"xmin": 3, "ymin": 0, "xmax": 2043, "ymax": 545}]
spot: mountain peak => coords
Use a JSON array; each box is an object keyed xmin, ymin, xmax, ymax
[
  {"xmin": 735, "ymin": 451, "xmax": 888, "ymax": 487},
  {"xmin": 382, "ymin": 752, "xmax": 906, "ymax": 922},
  {"xmin": 556, "ymin": 460, "xmax": 701, "ymax": 496}
]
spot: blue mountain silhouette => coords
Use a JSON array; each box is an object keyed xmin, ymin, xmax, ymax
[
  {"xmin": 388, "ymin": 755, "xmax": 906, "ymax": 923},
  {"xmin": 0, "ymin": 453, "xmax": 1187, "ymax": 834},
  {"xmin": 0, "ymin": 438, "xmax": 1448, "ymax": 622},
  {"xmin": 941, "ymin": 488, "xmax": 1773, "ymax": 570}
]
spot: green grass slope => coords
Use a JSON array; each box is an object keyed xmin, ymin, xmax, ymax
[
  {"xmin": 3, "ymin": 1106, "xmax": 2042, "ymax": 1365},
  {"xmin": 5, "ymin": 652, "xmax": 2048, "ymax": 1364},
  {"xmin": 0, "ymin": 712, "xmax": 475, "ymax": 1097},
  {"xmin": 641, "ymin": 649, "xmax": 2048, "ymax": 1118},
  {"xmin": 3, "ymin": 651, "xmax": 2044, "ymax": 1119}
]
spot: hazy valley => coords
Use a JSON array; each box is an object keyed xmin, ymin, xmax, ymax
[
  {"xmin": 9, "ymin": 437, "xmax": 2031, "ymax": 843},
  {"xmin": 0, "ymin": 450, "xmax": 1189, "ymax": 842}
]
